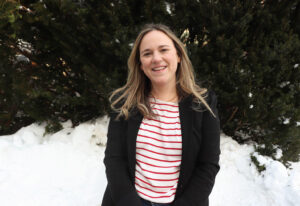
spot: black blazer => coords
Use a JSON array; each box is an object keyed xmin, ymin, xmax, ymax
[{"xmin": 102, "ymin": 92, "xmax": 220, "ymax": 206}]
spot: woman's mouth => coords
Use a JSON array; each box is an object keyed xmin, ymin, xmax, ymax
[{"xmin": 152, "ymin": 66, "xmax": 167, "ymax": 71}]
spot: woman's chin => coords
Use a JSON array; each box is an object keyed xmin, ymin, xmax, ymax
[{"xmin": 149, "ymin": 77, "xmax": 176, "ymax": 88}]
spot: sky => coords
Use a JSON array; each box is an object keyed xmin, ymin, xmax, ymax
[{"xmin": 0, "ymin": 116, "xmax": 299, "ymax": 206}]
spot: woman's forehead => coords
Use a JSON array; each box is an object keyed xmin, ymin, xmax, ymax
[{"xmin": 139, "ymin": 30, "xmax": 174, "ymax": 50}]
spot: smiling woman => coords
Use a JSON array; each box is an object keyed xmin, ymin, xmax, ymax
[
  {"xmin": 139, "ymin": 30, "xmax": 180, "ymax": 96},
  {"xmin": 102, "ymin": 24, "xmax": 220, "ymax": 206}
]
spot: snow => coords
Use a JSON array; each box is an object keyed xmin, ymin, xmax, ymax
[
  {"xmin": 212, "ymin": 138, "xmax": 300, "ymax": 206},
  {"xmin": 0, "ymin": 117, "xmax": 299, "ymax": 206}
]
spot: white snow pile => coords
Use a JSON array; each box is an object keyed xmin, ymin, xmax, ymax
[{"xmin": 0, "ymin": 116, "xmax": 299, "ymax": 206}]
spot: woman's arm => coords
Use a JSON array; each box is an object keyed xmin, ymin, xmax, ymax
[
  {"xmin": 173, "ymin": 92, "xmax": 221, "ymax": 206},
  {"xmin": 104, "ymin": 112, "xmax": 142, "ymax": 206}
]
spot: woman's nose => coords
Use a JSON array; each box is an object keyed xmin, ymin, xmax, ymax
[{"xmin": 152, "ymin": 51, "xmax": 162, "ymax": 63}]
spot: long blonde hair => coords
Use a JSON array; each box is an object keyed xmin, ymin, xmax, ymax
[{"xmin": 110, "ymin": 23, "xmax": 214, "ymax": 119}]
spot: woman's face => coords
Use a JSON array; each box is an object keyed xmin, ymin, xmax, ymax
[{"xmin": 139, "ymin": 30, "xmax": 180, "ymax": 89}]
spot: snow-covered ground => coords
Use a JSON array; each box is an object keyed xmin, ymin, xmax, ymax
[{"xmin": 0, "ymin": 117, "xmax": 299, "ymax": 206}]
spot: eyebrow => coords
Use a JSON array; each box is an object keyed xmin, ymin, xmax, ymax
[{"xmin": 140, "ymin": 45, "xmax": 171, "ymax": 55}]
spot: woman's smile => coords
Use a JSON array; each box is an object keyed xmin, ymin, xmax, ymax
[{"xmin": 151, "ymin": 65, "xmax": 167, "ymax": 72}]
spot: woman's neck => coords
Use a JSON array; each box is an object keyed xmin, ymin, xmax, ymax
[{"xmin": 150, "ymin": 84, "xmax": 178, "ymax": 103}]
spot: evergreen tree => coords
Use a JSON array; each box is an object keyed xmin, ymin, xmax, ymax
[
  {"xmin": 0, "ymin": 0, "xmax": 34, "ymax": 134},
  {"xmin": 171, "ymin": 0, "xmax": 300, "ymax": 162},
  {"xmin": 0, "ymin": 0, "xmax": 173, "ymax": 134},
  {"xmin": 0, "ymin": 0, "xmax": 299, "ymax": 162}
]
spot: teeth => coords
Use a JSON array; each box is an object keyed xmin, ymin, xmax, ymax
[{"xmin": 152, "ymin": 66, "xmax": 166, "ymax": 71}]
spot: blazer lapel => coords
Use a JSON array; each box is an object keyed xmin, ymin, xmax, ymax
[
  {"xmin": 127, "ymin": 110, "xmax": 143, "ymax": 181},
  {"xmin": 177, "ymin": 95, "xmax": 194, "ymax": 192}
]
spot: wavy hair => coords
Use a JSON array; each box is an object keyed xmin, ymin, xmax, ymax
[{"xmin": 110, "ymin": 23, "xmax": 214, "ymax": 119}]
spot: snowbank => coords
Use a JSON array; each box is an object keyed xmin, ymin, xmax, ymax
[{"xmin": 0, "ymin": 117, "xmax": 299, "ymax": 206}]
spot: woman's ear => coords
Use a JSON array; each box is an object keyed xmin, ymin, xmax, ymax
[
  {"xmin": 177, "ymin": 53, "xmax": 181, "ymax": 63},
  {"xmin": 176, "ymin": 49, "xmax": 181, "ymax": 63}
]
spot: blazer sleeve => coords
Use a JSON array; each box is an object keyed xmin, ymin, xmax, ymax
[
  {"xmin": 173, "ymin": 92, "xmax": 221, "ymax": 206},
  {"xmin": 104, "ymin": 112, "xmax": 142, "ymax": 206}
]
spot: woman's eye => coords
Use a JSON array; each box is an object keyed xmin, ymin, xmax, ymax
[
  {"xmin": 143, "ymin": 53, "xmax": 151, "ymax": 56},
  {"xmin": 161, "ymin": 49, "xmax": 168, "ymax": 52}
]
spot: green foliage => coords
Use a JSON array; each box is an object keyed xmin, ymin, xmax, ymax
[
  {"xmin": 44, "ymin": 120, "xmax": 63, "ymax": 135},
  {"xmin": 0, "ymin": 0, "xmax": 172, "ymax": 134},
  {"xmin": 250, "ymin": 154, "xmax": 266, "ymax": 173},
  {"xmin": 0, "ymin": 0, "xmax": 299, "ymax": 162},
  {"xmin": 171, "ymin": 0, "xmax": 300, "ymax": 163}
]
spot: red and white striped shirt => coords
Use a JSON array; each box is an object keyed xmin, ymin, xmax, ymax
[{"xmin": 135, "ymin": 98, "xmax": 182, "ymax": 203}]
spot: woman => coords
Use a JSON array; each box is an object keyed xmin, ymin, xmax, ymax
[{"xmin": 102, "ymin": 24, "xmax": 220, "ymax": 206}]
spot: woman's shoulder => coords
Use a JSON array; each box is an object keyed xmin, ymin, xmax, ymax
[
  {"xmin": 203, "ymin": 90, "xmax": 217, "ymax": 105},
  {"xmin": 109, "ymin": 89, "xmax": 140, "ymax": 121},
  {"xmin": 108, "ymin": 90, "xmax": 126, "ymax": 119},
  {"xmin": 188, "ymin": 90, "xmax": 217, "ymax": 106}
]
